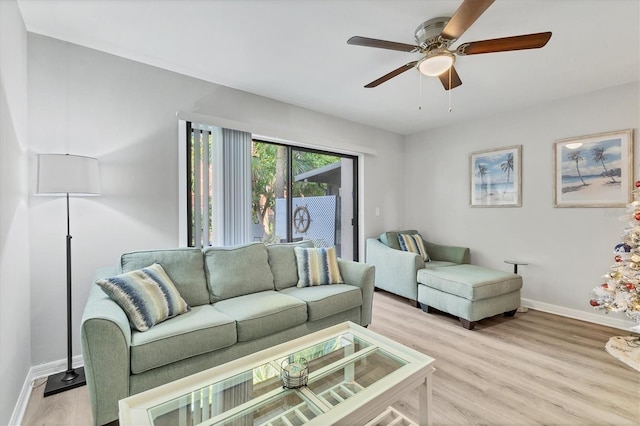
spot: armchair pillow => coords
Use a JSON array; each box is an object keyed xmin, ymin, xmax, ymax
[
  {"xmin": 96, "ymin": 263, "xmax": 190, "ymax": 332},
  {"xmin": 294, "ymin": 246, "xmax": 344, "ymax": 287},
  {"xmin": 380, "ymin": 230, "xmax": 419, "ymax": 250},
  {"xmin": 398, "ymin": 233, "xmax": 430, "ymax": 261}
]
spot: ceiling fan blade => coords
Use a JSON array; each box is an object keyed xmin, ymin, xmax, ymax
[
  {"xmin": 364, "ymin": 61, "xmax": 418, "ymax": 88},
  {"xmin": 441, "ymin": 0, "xmax": 495, "ymax": 41},
  {"xmin": 456, "ymin": 32, "xmax": 552, "ymax": 55},
  {"xmin": 438, "ymin": 66, "xmax": 463, "ymax": 90},
  {"xmin": 348, "ymin": 36, "xmax": 419, "ymax": 52}
]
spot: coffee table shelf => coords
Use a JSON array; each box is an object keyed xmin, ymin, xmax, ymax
[
  {"xmin": 365, "ymin": 407, "xmax": 418, "ymax": 426},
  {"xmin": 119, "ymin": 321, "xmax": 435, "ymax": 426}
]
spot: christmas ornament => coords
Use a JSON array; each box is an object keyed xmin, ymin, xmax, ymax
[
  {"xmin": 635, "ymin": 180, "xmax": 640, "ymax": 188},
  {"xmin": 615, "ymin": 243, "xmax": 632, "ymax": 253},
  {"xmin": 590, "ymin": 300, "xmax": 600, "ymax": 306},
  {"xmin": 615, "ymin": 255, "xmax": 622, "ymax": 262}
]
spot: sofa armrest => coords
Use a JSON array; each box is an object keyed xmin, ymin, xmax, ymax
[
  {"xmin": 365, "ymin": 238, "xmax": 424, "ymax": 301},
  {"xmin": 81, "ymin": 267, "xmax": 132, "ymax": 426},
  {"xmin": 424, "ymin": 240, "xmax": 470, "ymax": 264},
  {"xmin": 337, "ymin": 259, "xmax": 375, "ymax": 326}
]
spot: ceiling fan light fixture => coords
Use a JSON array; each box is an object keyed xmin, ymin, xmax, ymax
[{"xmin": 418, "ymin": 50, "xmax": 455, "ymax": 76}]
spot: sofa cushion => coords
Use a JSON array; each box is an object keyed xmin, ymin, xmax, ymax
[
  {"xmin": 121, "ymin": 248, "xmax": 210, "ymax": 307},
  {"xmin": 294, "ymin": 246, "xmax": 344, "ymax": 287},
  {"xmin": 380, "ymin": 230, "xmax": 419, "ymax": 250},
  {"xmin": 279, "ymin": 284, "xmax": 362, "ymax": 321},
  {"xmin": 417, "ymin": 264, "xmax": 522, "ymax": 301},
  {"xmin": 398, "ymin": 233, "xmax": 430, "ymax": 261},
  {"xmin": 96, "ymin": 263, "xmax": 190, "ymax": 332},
  {"xmin": 204, "ymin": 242, "xmax": 275, "ymax": 302},
  {"xmin": 213, "ymin": 291, "xmax": 307, "ymax": 341},
  {"xmin": 267, "ymin": 240, "xmax": 315, "ymax": 290},
  {"xmin": 130, "ymin": 305, "xmax": 236, "ymax": 374}
]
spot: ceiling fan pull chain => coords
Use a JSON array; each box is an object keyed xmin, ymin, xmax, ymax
[
  {"xmin": 448, "ymin": 67, "xmax": 453, "ymax": 112},
  {"xmin": 418, "ymin": 70, "xmax": 423, "ymax": 111}
]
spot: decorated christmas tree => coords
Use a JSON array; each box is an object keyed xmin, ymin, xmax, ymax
[{"xmin": 590, "ymin": 181, "xmax": 640, "ymax": 333}]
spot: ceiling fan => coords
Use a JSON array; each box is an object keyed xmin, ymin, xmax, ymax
[{"xmin": 347, "ymin": 0, "xmax": 552, "ymax": 90}]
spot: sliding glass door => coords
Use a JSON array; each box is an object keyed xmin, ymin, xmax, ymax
[{"xmin": 251, "ymin": 141, "xmax": 358, "ymax": 260}]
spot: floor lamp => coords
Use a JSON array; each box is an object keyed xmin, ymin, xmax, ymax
[{"xmin": 36, "ymin": 154, "xmax": 101, "ymax": 397}]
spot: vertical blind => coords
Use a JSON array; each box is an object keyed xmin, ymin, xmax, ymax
[
  {"xmin": 188, "ymin": 123, "xmax": 251, "ymax": 247},
  {"xmin": 221, "ymin": 128, "xmax": 252, "ymax": 246}
]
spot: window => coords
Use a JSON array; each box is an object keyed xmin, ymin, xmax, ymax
[
  {"xmin": 186, "ymin": 122, "xmax": 214, "ymax": 247},
  {"xmin": 180, "ymin": 121, "xmax": 359, "ymax": 260}
]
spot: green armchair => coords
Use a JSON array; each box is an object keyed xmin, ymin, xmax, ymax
[{"xmin": 365, "ymin": 230, "xmax": 470, "ymax": 306}]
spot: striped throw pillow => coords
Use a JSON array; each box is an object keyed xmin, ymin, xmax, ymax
[
  {"xmin": 294, "ymin": 247, "xmax": 344, "ymax": 287},
  {"xmin": 397, "ymin": 233, "xmax": 430, "ymax": 261},
  {"xmin": 96, "ymin": 263, "xmax": 190, "ymax": 332}
]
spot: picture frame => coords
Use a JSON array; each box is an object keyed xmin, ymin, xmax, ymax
[
  {"xmin": 553, "ymin": 129, "xmax": 634, "ymax": 207},
  {"xmin": 469, "ymin": 145, "xmax": 522, "ymax": 207}
]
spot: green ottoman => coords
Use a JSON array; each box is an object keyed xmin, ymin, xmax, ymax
[{"xmin": 417, "ymin": 264, "xmax": 522, "ymax": 330}]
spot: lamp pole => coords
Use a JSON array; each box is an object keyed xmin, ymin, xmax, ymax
[
  {"xmin": 61, "ymin": 193, "xmax": 78, "ymax": 383},
  {"xmin": 44, "ymin": 192, "xmax": 86, "ymax": 396}
]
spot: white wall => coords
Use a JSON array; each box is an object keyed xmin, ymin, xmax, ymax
[
  {"xmin": 404, "ymin": 82, "xmax": 639, "ymax": 329},
  {"xmin": 0, "ymin": 1, "xmax": 32, "ymax": 424},
  {"xmin": 27, "ymin": 34, "xmax": 404, "ymax": 366}
]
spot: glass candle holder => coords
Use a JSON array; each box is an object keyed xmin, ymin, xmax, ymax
[{"xmin": 280, "ymin": 357, "xmax": 308, "ymax": 389}]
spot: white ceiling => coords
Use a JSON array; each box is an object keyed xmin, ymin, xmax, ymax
[{"xmin": 17, "ymin": 0, "xmax": 640, "ymax": 136}]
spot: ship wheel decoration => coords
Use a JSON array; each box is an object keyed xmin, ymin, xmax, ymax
[{"xmin": 293, "ymin": 206, "xmax": 311, "ymax": 233}]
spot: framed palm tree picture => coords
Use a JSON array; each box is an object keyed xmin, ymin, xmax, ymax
[
  {"xmin": 469, "ymin": 145, "xmax": 522, "ymax": 207},
  {"xmin": 553, "ymin": 129, "xmax": 634, "ymax": 207}
]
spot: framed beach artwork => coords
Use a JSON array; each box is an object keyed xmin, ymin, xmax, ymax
[
  {"xmin": 553, "ymin": 129, "xmax": 634, "ymax": 207},
  {"xmin": 469, "ymin": 145, "xmax": 522, "ymax": 207}
]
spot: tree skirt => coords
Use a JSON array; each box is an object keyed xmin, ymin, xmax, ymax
[{"xmin": 605, "ymin": 336, "xmax": 640, "ymax": 372}]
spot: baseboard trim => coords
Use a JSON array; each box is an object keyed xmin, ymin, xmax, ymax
[
  {"xmin": 522, "ymin": 298, "xmax": 637, "ymax": 331},
  {"xmin": 9, "ymin": 355, "xmax": 84, "ymax": 426},
  {"xmin": 8, "ymin": 372, "xmax": 34, "ymax": 426}
]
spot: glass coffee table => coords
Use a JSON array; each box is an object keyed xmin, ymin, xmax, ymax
[{"xmin": 119, "ymin": 321, "xmax": 435, "ymax": 426}]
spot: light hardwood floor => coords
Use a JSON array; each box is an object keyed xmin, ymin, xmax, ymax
[{"xmin": 22, "ymin": 290, "xmax": 640, "ymax": 425}]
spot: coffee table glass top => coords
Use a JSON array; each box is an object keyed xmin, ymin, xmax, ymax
[
  {"xmin": 119, "ymin": 322, "xmax": 435, "ymax": 426},
  {"xmin": 148, "ymin": 333, "xmax": 404, "ymax": 425}
]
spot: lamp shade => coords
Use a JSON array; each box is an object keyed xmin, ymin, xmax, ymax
[{"xmin": 36, "ymin": 154, "xmax": 101, "ymax": 196}]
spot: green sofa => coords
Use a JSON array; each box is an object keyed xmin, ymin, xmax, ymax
[
  {"xmin": 366, "ymin": 230, "xmax": 522, "ymax": 330},
  {"xmin": 81, "ymin": 241, "xmax": 375, "ymax": 426}
]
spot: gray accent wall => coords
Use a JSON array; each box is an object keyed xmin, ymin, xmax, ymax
[
  {"xmin": 404, "ymin": 82, "xmax": 639, "ymax": 329},
  {"xmin": 0, "ymin": 1, "xmax": 32, "ymax": 424}
]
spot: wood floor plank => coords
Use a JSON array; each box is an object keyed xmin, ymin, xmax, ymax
[
  {"xmin": 373, "ymin": 291, "xmax": 640, "ymax": 426},
  {"xmin": 21, "ymin": 290, "xmax": 640, "ymax": 425}
]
